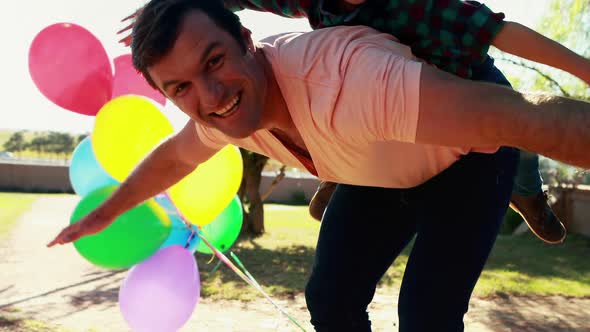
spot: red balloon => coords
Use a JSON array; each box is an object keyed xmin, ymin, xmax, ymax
[
  {"xmin": 112, "ymin": 54, "xmax": 166, "ymax": 105},
  {"xmin": 28, "ymin": 23, "xmax": 113, "ymax": 116}
]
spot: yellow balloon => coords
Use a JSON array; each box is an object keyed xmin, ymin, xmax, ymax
[
  {"xmin": 169, "ymin": 145, "xmax": 243, "ymax": 226},
  {"xmin": 92, "ymin": 95, "xmax": 174, "ymax": 182}
]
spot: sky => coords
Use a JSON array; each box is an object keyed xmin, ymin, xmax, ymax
[{"xmin": 0, "ymin": 0, "xmax": 550, "ymax": 133}]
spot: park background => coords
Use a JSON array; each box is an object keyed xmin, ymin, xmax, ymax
[{"xmin": 1, "ymin": 0, "xmax": 589, "ymax": 331}]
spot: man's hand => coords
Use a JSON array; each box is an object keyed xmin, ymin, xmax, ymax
[
  {"xmin": 47, "ymin": 211, "xmax": 114, "ymax": 247},
  {"xmin": 117, "ymin": 8, "xmax": 143, "ymax": 46}
]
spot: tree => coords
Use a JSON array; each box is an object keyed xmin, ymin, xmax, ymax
[
  {"xmin": 3, "ymin": 131, "xmax": 27, "ymax": 155},
  {"xmin": 495, "ymin": 0, "xmax": 589, "ymax": 98},
  {"xmin": 46, "ymin": 132, "xmax": 75, "ymax": 158},
  {"xmin": 76, "ymin": 134, "xmax": 88, "ymax": 145},
  {"xmin": 493, "ymin": 0, "xmax": 590, "ymax": 186},
  {"xmin": 238, "ymin": 149, "xmax": 269, "ymax": 236},
  {"xmin": 27, "ymin": 136, "xmax": 48, "ymax": 157}
]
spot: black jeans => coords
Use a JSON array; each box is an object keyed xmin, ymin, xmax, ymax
[{"xmin": 305, "ymin": 147, "xmax": 519, "ymax": 331}]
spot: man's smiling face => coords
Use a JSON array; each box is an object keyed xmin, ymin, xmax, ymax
[{"xmin": 148, "ymin": 10, "xmax": 268, "ymax": 139}]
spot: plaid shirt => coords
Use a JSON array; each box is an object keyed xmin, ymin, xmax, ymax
[{"xmin": 225, "ymin": 0, "xmax": 505, "ymax": 78}]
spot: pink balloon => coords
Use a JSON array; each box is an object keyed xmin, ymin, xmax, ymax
[
  {"xmin": 112, "ymin": 54, "xmax": 166, "ymax": 105},
  {"xmin": 28, "ymin": 23, "xmax": 113, "ymax": 116},
  {"xmin": 119, "ymin": 246, "xmax": 200, "ymax": 332}
]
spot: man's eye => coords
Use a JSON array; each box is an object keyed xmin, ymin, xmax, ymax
[
  {"xmin": 175, "ymin": 83, "xmax": 188, "ymax": 96},
  {"xmin": 207, "ymin": 55, "xmax": 224, "ymax": 70}
]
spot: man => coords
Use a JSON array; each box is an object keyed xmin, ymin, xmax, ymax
[{"xmin": 49, "ymin": 0, "xmax": 590, "ymax": 330}]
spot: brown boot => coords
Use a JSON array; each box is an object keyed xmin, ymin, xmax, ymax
[
  {"xmin": 309, "ymin": 181, "xmax": 337, "ymax": 221},
  {"xmin": 509, "ymin": 191, "xmax": 566, "ymax": 244}
]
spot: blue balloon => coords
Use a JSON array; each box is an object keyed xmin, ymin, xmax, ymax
[
  {"xmin": 69, "ymin": 137, "xmax": 119, "ymax": 196},
  {"xmin": 155, "ymin": 194, "xmax": 200, "ymax": 253},
  {"xmin": 154, "ymin": 194, "xmax": 177, "ymax": 214}
]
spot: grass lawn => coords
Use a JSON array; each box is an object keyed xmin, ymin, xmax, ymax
[
  {"xmin": 199, "ymin": 204, "xmax": 590, "ymax": 301},
  {"xmin": 0, "ymin": 193, "xmax": 38, "ymax": 239}
]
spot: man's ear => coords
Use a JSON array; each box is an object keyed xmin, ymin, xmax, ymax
[{"xmin": 241, "ymin": 26, "xmax": 255, "ymax": 52}]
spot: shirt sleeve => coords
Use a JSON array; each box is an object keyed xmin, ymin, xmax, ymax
[
  {"xmin": 331, "ymin": 42, "xmax": 423, "ymax": 144},
  {"xmin": 224, "ymin": 0, "xmax": 312, "ymax": 18},
  {"xmin": 459, "ymin": 1, "xmax": 506, "ymax": 60}
]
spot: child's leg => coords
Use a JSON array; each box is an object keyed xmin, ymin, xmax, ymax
[
  {"xmin": 471, "ymin": 56, "xmax": 543, "ymax": 195},
  {"xmin": 512, "ymin": 150, "xmax": 543, "ymax": 196},
  {"xmin": 470, "ymin": 56, "xmax": 566, "ymax": 244}
]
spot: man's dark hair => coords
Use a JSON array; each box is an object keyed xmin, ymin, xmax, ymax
[{"xmin": 132, "ymin": 0, "xmax": 246, "ymax": 90}]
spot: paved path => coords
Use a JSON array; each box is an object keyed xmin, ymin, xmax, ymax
[{"xmin": 1, "ymin": 195, "xmax": 589, "ymax": 331}]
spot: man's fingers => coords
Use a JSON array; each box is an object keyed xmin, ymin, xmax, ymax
[
  {"xmin": 47, "ymin": 227, "xmax": 80, "ymax": 247},
  {"xmin": 47, "ymin": 235, "xmax": 68, "ymax": 247}
]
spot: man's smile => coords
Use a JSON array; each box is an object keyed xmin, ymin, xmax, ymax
[{"xmin": 211, "ymin": 92, "xmax": 242, "ymax": 118}]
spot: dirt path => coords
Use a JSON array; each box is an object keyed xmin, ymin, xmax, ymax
[{"xmin": 1, "ymin": 195, "xmax": 589, "ymax": 331}]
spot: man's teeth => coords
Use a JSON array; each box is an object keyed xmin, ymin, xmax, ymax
[{"xmin": 214, "ymin": 95, "xmax": 240, "ymax": 117}]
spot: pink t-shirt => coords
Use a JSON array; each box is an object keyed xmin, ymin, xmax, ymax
[{"xmin": 196, "ymin": 26, "xmax": 490, "ymax": 188}]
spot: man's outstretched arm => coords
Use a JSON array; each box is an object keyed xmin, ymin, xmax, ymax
[
  {"xmin": 416, "ymin": 65, "xmax": 590, "ymax": 168},
  {"xmin": 47, "ymin": 122, "xmax": 219, "ymax": 246}
]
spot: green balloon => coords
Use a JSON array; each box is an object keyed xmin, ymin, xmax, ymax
[
  {"xmin": 197, "ymin": 196, "xmax": 243, "ymax": 254},
  {"xmin": 71, "ymin": 186, "xmax": 171, "ymax": 269}
]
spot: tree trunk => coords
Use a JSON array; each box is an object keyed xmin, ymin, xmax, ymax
[{"xmin": 238, "ymin": 149, "xmax": 269, "ymax": 236}]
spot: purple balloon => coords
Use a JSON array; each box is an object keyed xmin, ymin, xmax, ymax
[{"xmin": 119, "ymin": 246, "xmax": 200, "ymax": 332}]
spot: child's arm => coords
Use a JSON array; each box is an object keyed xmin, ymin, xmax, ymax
[{"xmin": 492, "ymin": 21, "xmax": 590, "ymax": 85}]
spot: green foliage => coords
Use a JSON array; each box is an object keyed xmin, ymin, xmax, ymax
[
  {"xmin": 539, "ymin": 157, "xmax": 590, "ymax": 186},
  {"xmin": 533, "ymin": 0, "xmax": 590, "ymax": 99},
  {"xmin": 495, "ymin": 0, "xmax": 590, "ymax": 185},
  {"xmin": 2, "ymin": 131, "xmax": 26, "ymax": 153},
  {"xmin": 540, "ymin": 0, "xmax": 590, "ymax": 54},
  {"xmin": 495, "ymin": 0, "xmax": 590, "ymax": 99},
  {"xmin": 0, "ymin": 130, "xmax": 82, "ymax": 159},
  {"xmin": 44, "ymin": 132, "xmax": 75, "ymax": 156},
  {"xmin": 289, "ymin": 190, "xmax": 309, "ymax": 205}
]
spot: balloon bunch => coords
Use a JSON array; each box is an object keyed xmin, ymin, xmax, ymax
[{"xmin": 29, "ymin": 23, "xmax": 245, "ymax": 331}]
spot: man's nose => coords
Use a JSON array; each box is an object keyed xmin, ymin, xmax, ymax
[{"xmin": 198, "ymin": 77, "xmax": 225, "ymax": 109}]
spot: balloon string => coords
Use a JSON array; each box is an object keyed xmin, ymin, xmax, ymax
[
  {"xmin": 163, "ymin": 191, "xmax": 193, "ymax": 229},
  {"xmin": 161, "ymin": 192, "xmax": 196, "ymax": 249},
  {"xmin": 185, "ymin": 228, "xmax": 196, "ymax": 249},
  {"xmin": 199, "ymin": 234, "xmax": 307, "ymax": 332},
  {"xmin": 230, "ymin": 252, "xmax": 308, "ymax": 332},
  {"xmin": 209, "ymin": 259, "xmax": 223, "ymax": 273},
  {"xmin": 230, "ymin": 252, "xmax": 262, "ymax": 289},
  {"xmin": 161, "ymin": 191, "xmax": 307, "ymax": 332}
]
